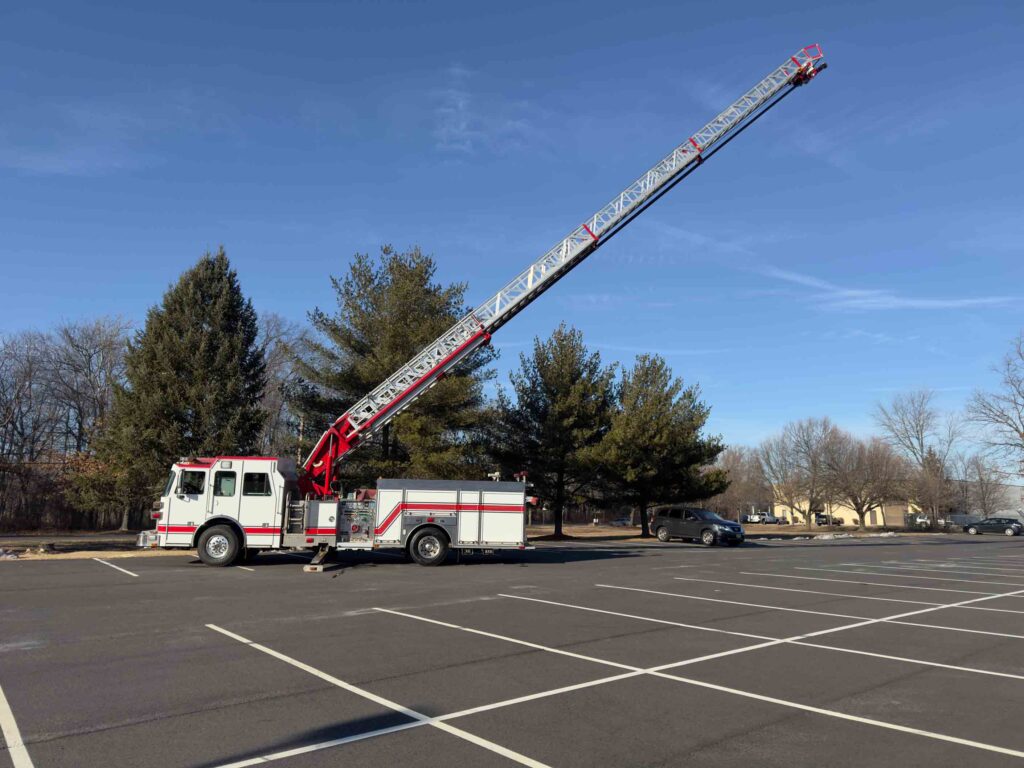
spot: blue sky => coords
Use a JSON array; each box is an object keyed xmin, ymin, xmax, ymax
[{"xmin": 1, "ymin": 1, "xmax": 1022, "ymax": 447}]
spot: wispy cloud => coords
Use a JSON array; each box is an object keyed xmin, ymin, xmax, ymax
[
  {"xmin": 0, "ymin": 90, "xmax": 238, "ymax": 176},
  {"xmin": 432, "ymin": 65, "xmax": 538, "ymax": 154},
  {"xmin": 761, "ymin": 266, "xmax": 1015, "ymax": 312}
]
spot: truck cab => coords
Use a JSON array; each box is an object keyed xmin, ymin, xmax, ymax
[{"xmin": 139, "ymin": 456, "xmax": 297, "ymax": 564}]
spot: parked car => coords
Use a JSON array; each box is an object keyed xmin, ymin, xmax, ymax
[
  {"xmin": 963, "ymin": 517, "xmax": 1023, "ymax": 536},
  {"xmin": 746, "ymin": 512, "xmax": 780, "ymax": 525},
  {"xmin": 609, "ymin": 517, "xmax": 633, "ymax": 527},
  {"xmin": 650, "ymin": 507, "xmax": 745, "ymax": 547}
]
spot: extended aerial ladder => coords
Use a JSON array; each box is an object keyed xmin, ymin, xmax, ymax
[{"xmin": 299, "ymin": 44, "xmax": 827, "ymax": 498}]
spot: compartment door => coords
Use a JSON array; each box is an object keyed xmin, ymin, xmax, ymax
[
  {"xmin": 457, "ymin": 490, "xmax": 481, "ymax": 545},
  {"xmin": 479, "ymin": 490, "xmax": 525, "ymax": 545}
]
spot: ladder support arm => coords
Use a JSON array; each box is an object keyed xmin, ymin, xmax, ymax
[{"xmin": 298, "ymin": 44, "xmax": 826, "ymax": 497}]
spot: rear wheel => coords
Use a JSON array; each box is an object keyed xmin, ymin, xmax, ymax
[
  {"xmin": 197, "ymin": 525, "xmax": 241, "ymax": 566},
  {"xmin": 409, "ymin": 528, "xmax": 449, "ymax": 566},
  {"xmin": 700, "ymin": 529, "xmax": 716, "ymax": 547},
  {"xmin": 656, "ymin": 526, "xmax": 670, "ymax": 543},
  {"xmin": 967, "ymin": 526, "xmax": 979, "ymax": 535}
]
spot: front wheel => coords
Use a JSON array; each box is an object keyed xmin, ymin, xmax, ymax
[
  {"xmin": 656, "ymin": 527, "xmax": 670, "ymax": 543},
  {"xmin": 197, "ymin": 525, "xmax": 241, "ymax": 566},
  {"xmin": 409, "ymin": 528, "xmax": 449, "ymax": 566},
  {"xmin": 1005, "ymin": 528, "xmax": 1017, "ymax": 537},
  {"xmin": 700, "ymin": 529, "xmax": 716, "ymax": 547},
  {"xmin": 967, "ymin": 526, "xmax": 979, "ymax": 535}
]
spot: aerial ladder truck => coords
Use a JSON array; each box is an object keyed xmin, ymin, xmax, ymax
[{"xmin": 138, "ymin": 45, "xmax": 827, "ymax": 567}]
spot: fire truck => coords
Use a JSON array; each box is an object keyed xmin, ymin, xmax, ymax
[{"xmin": 137, "ymin": 45, "xmax": 827, "ymax": 567}]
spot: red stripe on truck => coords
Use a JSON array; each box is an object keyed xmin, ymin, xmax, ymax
[
  {"xmin": 157, "ymin": 525, "xmax": 197, "ymax": 533},
  {"xmin": 374, "ymin": 502, "xmax": 524, "ymax": 536}
]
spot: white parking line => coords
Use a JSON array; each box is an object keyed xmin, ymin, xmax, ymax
[
  {"xmin": 91, "ymin": 558, "xmax": 139, "ymax": 578},
  {"xmin": 648, "ymin": 669, "xmax": 1024, "ymax": 759},
  {"xmin": 741, "ymin": 572, "xmax": 1011, "ymax": 597},
  {"xmin": 206, "ymin": 624, "xmax": 550, "ymax": 768},
  {"xmin": 915, "ymin": 559, "xmax": 1024, "ymax": 571},
  {"xmin": 0, "ymin": 681, "xmax": 34, "ymax": 768},
  {"xmin": 672, "ymin": 576, "xmax": 1024, "ymax": 615},
  {"xmin": 235, "ymin": 566, "xmax": 255, "ymax": 572},
  {"xmin": 597, "ymin": 584, "xmax": 1024, "ymax": 641},
  {"xmin": 491, "ymin": 594, "xmax": 771, "ymax": 640},
  {"xmin": 498, "ymin": 593, "xmax": 1024, "ymax": 682},
  {"xmin": 380, "ymin": 591, "xmax": 1024, "ymax": 760},
  {"xmin": 795, "ymin": 567, "xmax": 1024, "ymax": 588},
  {"xmin": 846, "ymin": 563, "xmax": 1024, "ymax": 580},
  {"xmin": 901, "ymin": 560, "xmax": 1024, "ymax": 573}
]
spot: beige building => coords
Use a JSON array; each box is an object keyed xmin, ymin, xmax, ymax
[{"xmin": 772, "ymin": 499, "xmax": 915, "ymax": 529}]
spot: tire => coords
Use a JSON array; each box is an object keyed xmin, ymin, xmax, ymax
[
  {"xmin": 967, "ymin": 526, "xmax": 979, "ymax": 535},
  {"xmin": 700, "ymin": 529, "xmax": 716, "ymax": 547},
  {"xmin": 656, "ymin": 526, "xmax": 670, "ymax": 543},
  {"xmin": 408, "ymin": 527, "xmax": 449, "ymax": 566},
  {"xmin": 1005, "ymin": 528, "xmax": 1017, "ymax": 537},
  {"xmin": 197, "ymin": 525, "xmax": 241, "ymax": 566}
]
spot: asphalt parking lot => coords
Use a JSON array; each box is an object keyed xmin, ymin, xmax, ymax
[{"xmin": 3, "ymin": 535, "xmax": 1024, "ymax": 767}]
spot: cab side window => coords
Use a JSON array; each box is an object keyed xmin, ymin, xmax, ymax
[
  {"xmin": 243, "ymin": 473, "xmax": 272, "ymax": 496},
  {"xmin": 214, "ymin": 471, "xmax": 237, "ymax": 497},
  {"xmin": 180, "ymin": 471, "xmax": 206, "ymax": 495}
]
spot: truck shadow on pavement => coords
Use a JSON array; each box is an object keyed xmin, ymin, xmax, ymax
[
  {"xmin": 212, "ymin": 546, "xmax": 645, "ymax": 572},
  {"xmin": 191, "ymin": 711, "xmax": 419, "ymax": 768}
]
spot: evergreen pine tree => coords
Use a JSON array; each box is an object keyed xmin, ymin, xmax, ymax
[
  {"xmin": 288, "ymin": 245, "xmax": 495, "ymax": 486},
  {"xmin": 595, "ymin": 354, "xmax": 728, "ymax": 537},
  {"xmin": 91, "ymin": 248, "xmax": 266, "ymax": 512},
  {"xmin": 492, "ymin": 324, "xmax": 615, "ymax": 537}
]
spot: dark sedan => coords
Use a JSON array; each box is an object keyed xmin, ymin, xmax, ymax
[
  {"xmin": 651, "ymin": 507, "xmax": 744, "ymax": 546},
  {"xmin": 963, "ymin": 517, "xmax": 1022, "ymax": 536}
]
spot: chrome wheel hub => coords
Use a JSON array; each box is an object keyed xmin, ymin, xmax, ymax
[
  {"xmin": 207, "ymin": 534, "xmax": 230, "ymax": 559},
  {"xmin": 417, "ymin": 536, "xmax": 441, "ymax": 559}
]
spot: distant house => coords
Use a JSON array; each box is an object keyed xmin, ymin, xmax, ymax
[
  {"xmin": 772, "ymin": 480, "xmax": 1024, "ymax": 529},
  {"xmin": 771, "ymin": 499, "xmax": 913, "ymax": 529}
]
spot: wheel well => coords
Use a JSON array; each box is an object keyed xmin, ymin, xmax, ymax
[
  {"xmin": 405, "ymin": 523, "xmax": 451, "ymax": 549},
  {"xmin": 192, "ymin": 518, "xmax": 244, "ymax": 548}
]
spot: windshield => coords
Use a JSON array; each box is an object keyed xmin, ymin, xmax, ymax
[
  {"xmin": 162, "ymin": 471, "xmax": 176, "ymax": 497},
  {"xmin": 695, "ymin": 510, "xmax": 727, "ymax": 522}
]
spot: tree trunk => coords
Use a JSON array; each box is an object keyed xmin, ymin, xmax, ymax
[
  {"xmin": 856, "ymin": 508, "xmax": 867, "ymax": 530},
  {"xmin": 119, "ymin": 505, "xmax": 130, "ymax": 532},
  {"xmin": 553, "ymin": 469, "xmax": 565, "ymax": 538}
]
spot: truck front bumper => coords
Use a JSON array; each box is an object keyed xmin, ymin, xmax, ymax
[{"xmin": 136, "ymin": 530, "xmax": 160, "ymax": 548}]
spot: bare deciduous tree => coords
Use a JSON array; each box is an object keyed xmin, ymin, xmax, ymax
[
  {"xmin": 0, "ymin": 318, "xmax": 129, "ymax": 531},
  {"xmin": 969, "ymin": 334, "xmax": 1024, "ymax": 470},
  {"xmin": 823, "ymin": 431, "xmax": 905, "ymax": 529},
  {"xmin": 953, "ymin": 453, "xmax": 1010, "ymax": 518},
  {"xmin": 759, "ymin": 417, "xmax": 836, "ymax": 528},
  {"xmin": 874, "ymin": 389, "xmax": 960, "ymax": 521},
  {"xmin": 258, "ymin": 312, "xmax": 306, "ymax": 456},
  {"xmin": 705, "ymin": 446, "xmax": 771, "ymax": 521}
]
